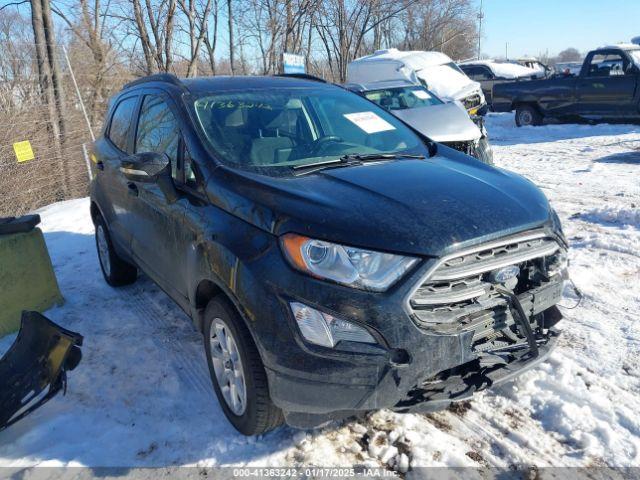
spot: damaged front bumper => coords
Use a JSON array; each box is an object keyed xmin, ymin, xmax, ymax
[
  {"xmin": 273, "ymin": 305, "xmax": 561, "ymax": 429},
  {"xmin": 0, "ymin": 311, "xmax": 83, "ymax": 432},
  {"xmin": 395, "ymin": 326, "xmax": 559, "ymax": 413},
  {"xmin": 255, "ymin": 229, "xmax": 567, "ymax": 428}
]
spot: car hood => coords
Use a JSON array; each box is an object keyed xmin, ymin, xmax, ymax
[
  {"xmin": 418, "ymin": 72, "xmax": 482, "ymax": 103},
  {"xmin": 392, "ymin": 103, "xmax": 482, "ymax": 143},
  {"xmin": 208, "ymin": 155, "xmax": 552, "ymax": 257}
]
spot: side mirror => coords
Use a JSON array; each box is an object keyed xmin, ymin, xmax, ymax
[
  {"xmin": 120, "ymin": 152, "xmax": 179, "ymax": 203},
  {"xmin": 625, "ymin": 63, "xmax": 639, "ymax": 75}
]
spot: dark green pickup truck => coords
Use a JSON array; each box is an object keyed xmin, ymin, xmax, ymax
[{"xmin": 492, "ymin": 45, "xmax": 640, "ymax": 126}]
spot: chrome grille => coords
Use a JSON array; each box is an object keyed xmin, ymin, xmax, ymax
[{"xmin": 410, "ymin": 231, "xmax": 560, "ymax": 326}]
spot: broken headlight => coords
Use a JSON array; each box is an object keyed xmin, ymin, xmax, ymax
[{"xmin": 280, "ymin": 233, "xmax": 419, "ymax": 291}]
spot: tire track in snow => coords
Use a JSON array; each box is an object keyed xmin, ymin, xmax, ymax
[{"xmin": 121, "ymin": 282, "xmax": 213, "ymax": 396}]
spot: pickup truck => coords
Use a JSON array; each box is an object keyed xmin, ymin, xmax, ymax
[{"xmin": 492, "ymin": 45, "xmax": 640, "ymax": 126}]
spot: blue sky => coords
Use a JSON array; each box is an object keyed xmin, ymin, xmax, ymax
[{"xmin": 479, "ymin": 0, "xmax": 640, "ymax": 58}]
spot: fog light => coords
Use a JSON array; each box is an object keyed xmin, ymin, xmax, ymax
[{"xmin": 290, "ymin": 302, "xmax": 377, "ymax": 348}]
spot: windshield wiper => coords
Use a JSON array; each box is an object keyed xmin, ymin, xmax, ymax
[
  {"xmin": 339, "ymin": 153, "xmax": 425, "ymax": 162},
  {"xmin": 292, "ymin": 152, "xmax": 425, "ymax": 176}
]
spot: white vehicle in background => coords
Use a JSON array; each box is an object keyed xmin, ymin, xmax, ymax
[
  {"xmin": 348, "ymin": 49, "xmax": 488, "ymax": 119},
  {"xmin": 347, "ymin": 48, "xmax": 491, "ymax": 159},
  {"xmin": 345, "ymin": 80, "xmax": 493, "ymax": 164},
  {"xmin": 514, "ymin": 57, "xmax": 552, "ymax": 78}
]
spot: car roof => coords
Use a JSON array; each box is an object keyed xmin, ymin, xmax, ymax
[
  {"xmin": 599, "ymin": 43, "xmax": 640, "ymax": 52},
  {"xmin": 350, "ymin": 49, "xmax": 453, "ymax": 68},
  {"xmin": 460, "ymin": 59, "xmax": 501, "ymax": 67},
  {"xmin": 122, "ymin": 74, "xmax": 336, "ymax": 96}
]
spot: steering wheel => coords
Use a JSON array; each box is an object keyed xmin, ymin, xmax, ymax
[{"xmin": 309, "ymin": 135, "xmax": 343, "ymax": 155}]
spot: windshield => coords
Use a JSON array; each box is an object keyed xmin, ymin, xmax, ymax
[
  {"xmin": 629, "ymin": 50, "xmax": 640, "ymax": 68},
  {"xmin": 193, "ymin": 87, "xmax": 425, "ymax": 172},
  {"xmin": 363, "ymin": 86, "xmax": 442, "ymax": 111}
]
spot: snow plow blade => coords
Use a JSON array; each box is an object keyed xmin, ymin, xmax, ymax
[{"xmin": 0, "ymin": 311, "xmax": 82, "ymax": 432}]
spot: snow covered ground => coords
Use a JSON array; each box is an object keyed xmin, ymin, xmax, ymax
[{"xmin": 1, "ymin": 113, "xmax": 639, "ymax": 472}]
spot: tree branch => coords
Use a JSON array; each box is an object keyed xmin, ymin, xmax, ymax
[{"xmin": 0, "ymin": 0, "xmax": 28, "ymax": 13}]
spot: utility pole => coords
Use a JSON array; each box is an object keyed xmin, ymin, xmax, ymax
[
  {"xmin": 477, "ymin": 0, "xmax": 484, "ymax": 59},
  {"xmin": 505, "ymin": 42, "xmax": 508, "ymax": 60}
]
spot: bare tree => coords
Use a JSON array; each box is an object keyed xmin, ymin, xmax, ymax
[
  {"xmin": 238, "ymin": 0, "xmax": 315, "ymax": 74},
  {"xmin": 0, "ymin": 11, "xmax": 38, "ymax": 110},
  {"xmin": 226, "ymin": 0, "xmax": 234, "ymax": 73},
  {"xmin": 396, "ymin": 0, "xmax": 477, "ymax": 61},
  {"xmin": 52, "ymin": 0, "xmax": 123, "ymax": 125},
  {"xmin": 177, "ymin": 0, "xmax": 214, "ymax": 76},
  {"xmin": 129, "ymin": 0, "xmax": 177, "ymax": 74},
  {"xmin": 315, "ymin": 0, "xmax": 416, "ymax": 82},
  {"xmin": 202, "ymin": 0, "xmax": 220, "ymax": 73},
  {"xmin": 29, "ymin": 0, "xmax": 69, "ymax": 195},
  {"xmin": 556, "ymin": 47, "xmax": 581, "ymax": 63}
]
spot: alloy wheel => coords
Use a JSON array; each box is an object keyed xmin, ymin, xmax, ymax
[
  {"xmin": 96, "ymin": 225, "xmax": 111, "ymax": 277},
  {"xmin": 209, "ymin": 317, "xmax": 247, "ymax": 415}
]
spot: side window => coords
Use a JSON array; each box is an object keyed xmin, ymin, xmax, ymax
[
  {"xmin": 107, "ymin": 97, "xmax": 138, "ymax": 152},
  {"xmin": 587, "ymin": 53, "xmax": 627, "ymax": 77},
  {"xmin": 460, "ymin": 66, "xmax": 474, "ymax": 78},
  {"xmin": 463, "ymin": 66, "xmax": 484, "ymax": 81},
  {"xmin": 135, "ymin": 95, "xmax": 181, "ymax": 179},
  {"xmin": 480, "ymin": 67, "xmax": 494, "ymax": 79}
]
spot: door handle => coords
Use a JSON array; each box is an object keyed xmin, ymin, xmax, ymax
[
  {"xmin": 127, "ymin": 182, "xmax": 139, "ymax": 197},
  {"xmin": 96, "ymin": 161, "xmax": 104, "ymax": 171}
]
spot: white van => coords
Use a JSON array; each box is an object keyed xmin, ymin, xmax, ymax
[{"xmin": 347, "ymin": 49, "xmax": 487, "ymax": 117}]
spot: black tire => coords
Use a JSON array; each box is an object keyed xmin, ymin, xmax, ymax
[
  {"xmin": 515, "ymin": 104, "xmax": 543, "ymax": 127},
  {"xmin": 203, "ymin": 296, "xmax": 284, "ymax": 436},
  {"xmin": 472, "ymin": 136, "xmax": 494, "ymax": 165},
  {"xmin": 94, "ymin": 214, "xmax": 137, "ymax": 286}
]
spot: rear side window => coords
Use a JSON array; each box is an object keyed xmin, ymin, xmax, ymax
[
  {"xmin": 108, "ymin": 97, "xmax": 137, "ymax": 152},
  {"xmin": 135, "ymin": 95, "xmax": 181, "ymax": 179}
]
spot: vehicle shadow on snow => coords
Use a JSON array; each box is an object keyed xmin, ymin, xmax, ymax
[
  {"xmin": 595, "ymin": 150, "xmax": 640, "ymax": 164},
  {"xmin": 0, "ymin": 230, "xmax": 304, "ymax": 467}
]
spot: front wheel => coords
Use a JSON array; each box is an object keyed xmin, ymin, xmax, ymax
[
  {"xmin": 203, "ymin": 297, "xmax": 284, "ymax": 436},
  {"xmin": 515, "ymin": 104, "xmax": 543, "ymax": 127}
]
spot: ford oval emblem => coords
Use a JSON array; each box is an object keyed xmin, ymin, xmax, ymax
[{"xmin": 490, "ymin": 265, "xmax": 520, "ymax": 284}]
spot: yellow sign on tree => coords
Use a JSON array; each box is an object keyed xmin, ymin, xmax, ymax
[{"xmin": 13, "ymin": 141, "xmax": 35, "ymax": 163}]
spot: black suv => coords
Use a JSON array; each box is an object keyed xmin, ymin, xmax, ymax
[{"xmin": 90, "ymin": 74, "xmax": 568, "ymax": 435}]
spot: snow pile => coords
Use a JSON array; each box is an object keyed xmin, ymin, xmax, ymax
[
  {"xmin": 580, "ymin": 206, "xmax": 640, "ymax": 229},
  {"xmin": 1, "ymin": 113, "xmax": 640, "ymax": 470}
]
